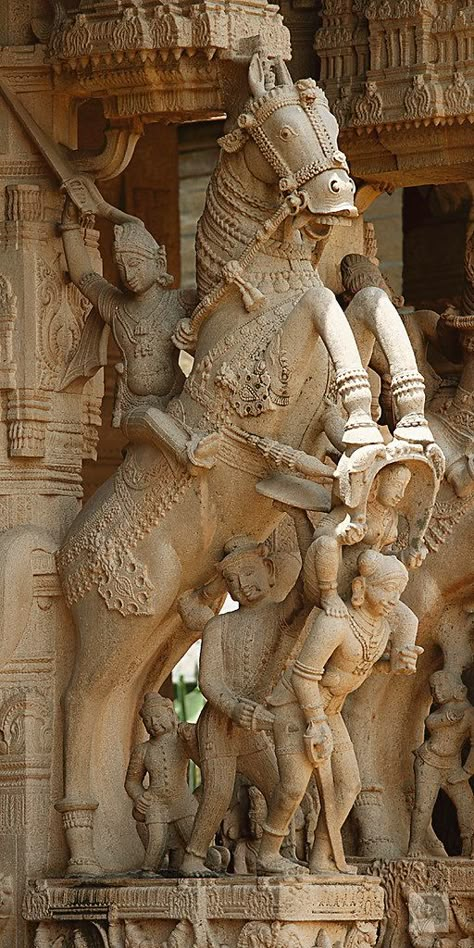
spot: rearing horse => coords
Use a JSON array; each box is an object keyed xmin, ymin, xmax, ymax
[{"xmin": 52, "ymin": 54, "xmax": 432, "ymax": 873}]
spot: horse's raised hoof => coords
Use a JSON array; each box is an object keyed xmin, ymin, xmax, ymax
[
  {"xmin": 393, "ymin": 414, "xmax": 434, "ymax": 446},
  {"xmin": 342, "ymin": 413, "xmax": 384, "ymax": 447}
]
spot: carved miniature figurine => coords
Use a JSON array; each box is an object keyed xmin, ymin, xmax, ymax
[
  {"xmin": 178, "ymin": 536, "xmax": 309, "ymax": 876},
  {"xmin": 125, "ymin": 693, "xmax": 198, "ymax": 873},
  {"xmin": 408, "ymin": 670, "xmax": 474, "ymax": 858},
  {"xmin": 258, "ymin": 551, "xmax": 421, "ymax": 875},
  {"xmin": 305, "ymin": 462, "xmax": 414, "ymax": 617}
]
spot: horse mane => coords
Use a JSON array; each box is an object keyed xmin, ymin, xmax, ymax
[{"xmin": 196, "ymin": 149, "xmax": 276, "ymax": 300}]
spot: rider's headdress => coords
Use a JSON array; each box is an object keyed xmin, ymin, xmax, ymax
[
  {"xmin": 357, "ymin": 550, "xmax": 408, "ymax": 586},
  {"xmin": 114, "ymin": 221, "xmax": 167, "ymax": 265}
]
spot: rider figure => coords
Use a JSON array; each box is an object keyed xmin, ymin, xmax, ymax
[{"xmin": 60, "ymin": 197, "xmax": 218, "ymax": 472}]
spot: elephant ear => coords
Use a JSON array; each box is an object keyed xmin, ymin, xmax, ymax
[{"xmin": 248, "ymin": 52, "xmax": 266, "ymax": 99}]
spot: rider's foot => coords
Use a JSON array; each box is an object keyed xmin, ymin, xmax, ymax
[
  {"xmin": 179, "ymin": 852, "xmax": 219, "ymax": 877},
  {"xmin": 408, "ymin": 829, "xmax": 447, "ymax": 859},
  {"xmin": 256, "ymin": 854, "xmax": 309, "ymax": 877},
  {"xmin": 320, "ymin": 592, "xmax": 347, "ymax": 618}
]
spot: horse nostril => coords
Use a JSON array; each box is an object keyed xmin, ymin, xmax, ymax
[
  {"xmin": 349, "ymin": 178, "xmax": 356, "ymax": 193},
  {"xmin": 329, "ymin": 178, "xmax": 341, "ymax": 194}
]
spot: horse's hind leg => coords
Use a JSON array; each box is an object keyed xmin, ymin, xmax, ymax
[
  {"xmin": 58, "ymin": 542, "xmax": 182, "ymax": 874},
  {"xmin": 56, "ymin": 605, "xmax": 158, "ymax": 874}
]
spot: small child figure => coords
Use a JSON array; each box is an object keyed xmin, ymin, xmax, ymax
[
  {"xmin": 408, "ymin": 670, "xmax": 474, "ymax": 858},
  {"xmin": 125, "ymin": 693, "xmax": 198, "ymax": 874},
  {"xmin": 305, "ymin": 463, "xmax": 414, "ymax": 618}
]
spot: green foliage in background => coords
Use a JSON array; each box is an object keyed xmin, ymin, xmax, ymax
[{"xmin": 174, "ymin": 674, "xmax": 204, "ymax": 790}]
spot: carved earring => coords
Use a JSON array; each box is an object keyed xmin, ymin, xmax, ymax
[{"xmin": 351, "ymin": 577, "xmax": 365, "ymax": 608}]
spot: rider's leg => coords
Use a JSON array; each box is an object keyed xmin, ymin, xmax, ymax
[
  {"xmin": 142, "ymin": 822, "xmax": 168, "ymax": 873},
  {"xmin": 237, "ymin": 736, "xmax": 279, "ymax": 804},
  {"xmin": 181, "ymin": 754, "xmax": 236, "ymax": 874}
]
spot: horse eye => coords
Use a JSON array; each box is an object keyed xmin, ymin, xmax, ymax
[{"xmin": 279, "ymin": 126, "xmax": 298, "ymax": 141}]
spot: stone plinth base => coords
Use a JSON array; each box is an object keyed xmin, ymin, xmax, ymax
[{"xmin": 23, "ymin": 874, "xmax": 384, "ymax": 948}]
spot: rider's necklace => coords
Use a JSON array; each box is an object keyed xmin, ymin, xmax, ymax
[{"xmin": 348, "ymin": 608, "xmax": 382, "ymax": 670}]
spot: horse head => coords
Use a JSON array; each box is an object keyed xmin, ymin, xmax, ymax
[{"xmin": 218, "ymin": 53, "xmax": 357, "ymax": 239}]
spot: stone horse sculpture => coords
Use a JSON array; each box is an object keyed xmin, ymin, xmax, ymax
[{"xmin": 40, "ymin": 55, "xmax": 433, "ymax": 874}]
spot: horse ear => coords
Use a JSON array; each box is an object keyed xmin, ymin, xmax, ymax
[
  {"xmin": 248, "ymin": 52, "xmax": 266, "ymax": 98},
  {"xmin": 274, "ymin": 57, "xmax": 293, "ymax": 88},
  {"xmin": 217, "ymin": 128, "xmax": 247, "ymax": 153}
]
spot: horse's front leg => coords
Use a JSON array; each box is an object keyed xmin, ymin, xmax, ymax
[
  {"xmin": 345, "ymin": 287, "xmax": 433, "ymax": 444},
  {"xmin": 282, "ymin": 286, "xmax": 382, "ymax": 447}
]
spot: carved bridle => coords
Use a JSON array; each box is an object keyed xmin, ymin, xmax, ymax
[
  {"xmin": 173, "ymin": 80, "xmax": 350, "ymax": 352},
  {"xmin": 237, "ymin": 80, "xmax": 349, "ymax": 198}
]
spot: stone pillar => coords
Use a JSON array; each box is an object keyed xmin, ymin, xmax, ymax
[{"xmin": 0, "ymin": 36, "xmax": 102, "ymax": 948}]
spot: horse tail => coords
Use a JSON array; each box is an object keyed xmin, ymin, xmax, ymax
[{"xmin": 0, "ymin": 525, "xmax": 57, "ymax": 669}]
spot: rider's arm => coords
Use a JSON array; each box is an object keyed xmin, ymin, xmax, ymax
[
  {"xmin": 199, "ymin": 616, "xmax": 237, "ymax": 718},
  {"xmin": 60, "ymin": 198, "xmax": 116, "ymax": 311},
  {"xmin": 291, "ymin": 613, "xmax": 343, "ymax": 723}
]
